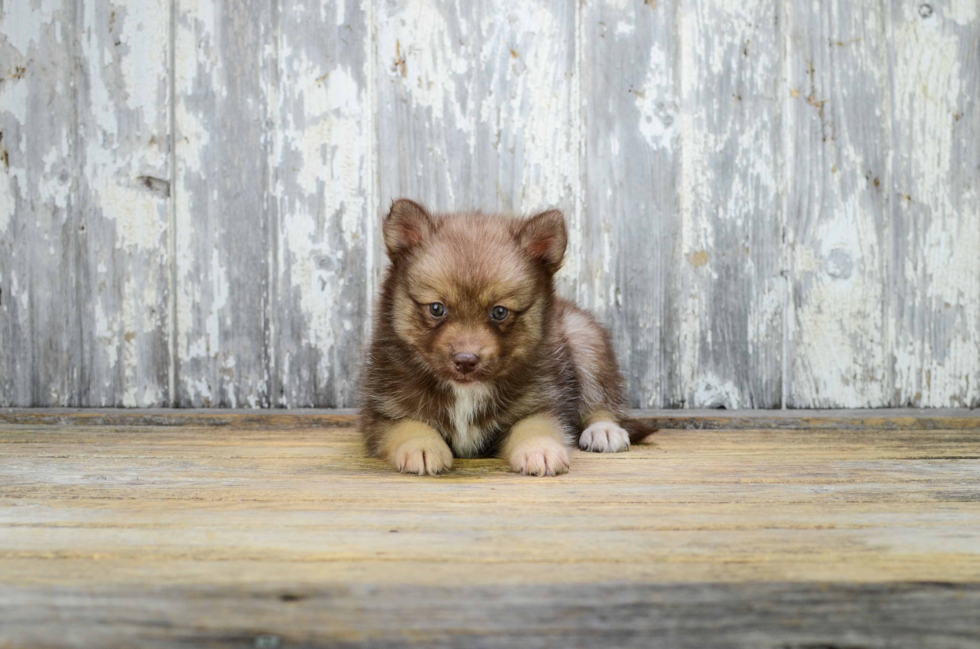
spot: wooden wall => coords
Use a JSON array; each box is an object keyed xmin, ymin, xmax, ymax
[{"xmin": 1, "ymin": 0, "xmax": 978, "ymax": 409}]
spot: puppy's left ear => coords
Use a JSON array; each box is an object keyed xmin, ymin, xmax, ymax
[{"xmin": 517, "ymin": 209, "xmax": 567, "ymax": 273}]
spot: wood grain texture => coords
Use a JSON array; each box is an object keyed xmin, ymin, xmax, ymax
[
  {"xmin": 2, "ymin": 582, "xmax": 979, "ymax": 648},
  {"xmin": 677, "ymin": 0, "xmax": 783, "ymax": 408},
  {"xmin": 75, "ymin": 0, "xmax": 172, "ymax": 406},
  {"xmin": 1, "ymin": 419, "xmax": 979, "ymax": 646},
  {"xmin": 273, "ymin": 0, "xmax": 374, "ymax": 407},
  {"xmin": 173, "ymin": 0, "xmax": 274, "ymax": 407},
  {"xmin": 580, "ymin": 0, "xmax": 682, "ymax": 408},
  {"xmin": 785, "ymin": 0, "xmax": 890, "ymax": 408},
  {"xmin": 375, "ymin": 0, "xmax": 579, "ymax": 228},
  {"xmin": 888, "ymin": 2, "xmax": 980, "ymax": 408},
  {"xmin": 0, "ymin": 0, "xmax": 81, "ymax": 406}
]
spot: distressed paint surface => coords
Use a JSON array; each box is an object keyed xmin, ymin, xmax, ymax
[
  {"xmin": 678, "ymin": 0, "xmax": 783, "ymax": 408},
  {"xmin": 375, "ymin": 0, "xmax": 579, "ymax": 240},
  {"xmin": 1, "ymin": 0, "xmax": 979, "ymax": 409},
  {"xmin": 173, "ymin": 0, "xmax": 274, "ymax": 407},
  {"xmin": 274, "ymin": 0, "xmax": 373, "ymax": 407},
  {"xmin": 888, "ymin": 1, "xmax": 980, "ymax": 408},
  {"xmin": 785, "ymin": 0, "xmax": 890, "ymax": 407},
  {"xmin": 76, "ymin": 0, "xmax": 172, "ymax": 406},
  {"xmin": 580, "ymin": 0, "xmax": 682, "ymax": 407},
  {"xmin": 0, "ymin": 0, "xmax": 80, "ymax": 406}
]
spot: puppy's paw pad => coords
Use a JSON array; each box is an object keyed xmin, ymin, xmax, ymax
[
  {"xmin": 511, "ymin": 440, "xmax": 570, "ymax": 477},
  {"xmin": 579, "ymin": 421, "xmax": 630, "ymax": 453},
  {"xmin": 395, "ymin": 441, "xmax": 453, "ymax": 476}
]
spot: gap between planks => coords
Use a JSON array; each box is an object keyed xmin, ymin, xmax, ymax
[{"xmin": 0, "ymin": 408, "xmax": 977, "ymax": 430}]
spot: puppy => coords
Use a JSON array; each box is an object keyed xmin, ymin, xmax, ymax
[{"xmin": 360, "ymin": 199, "xmax": 652, "ymax": 476}]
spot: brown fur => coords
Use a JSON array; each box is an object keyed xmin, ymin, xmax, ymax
[{"xmin": 360, "ymin": 199, "xmax": 651, "ymax": 475}]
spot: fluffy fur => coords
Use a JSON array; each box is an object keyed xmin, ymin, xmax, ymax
[{"xmin": 360, "ymin": 199, "xmax": 653, "ymax": 476}]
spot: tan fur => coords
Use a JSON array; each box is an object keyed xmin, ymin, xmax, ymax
[
  {"xmin": 380, "ymin": 419, "xmax": 454, "ymax": 476},
  {"xmin": 360, "ymin": 199, "xmax": 645, "ymax": 477},
  {"xmin": 500, "ymin": 413, "xmax": 570, "ymax": 476},
  {"xmin": 584, "ymin": 409, "xmax": 619, "ymax": 426}
]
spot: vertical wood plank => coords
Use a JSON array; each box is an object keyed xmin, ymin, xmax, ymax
[
  {"xmin": 784, "ymin": 1, "xmax": 890, "ymax": 407},
  {"xmin": 888, "ymin": 1, "xmax": 980, "ymax": 408},
  {"xmin": 74, "ymin": 0, "xmax": 172, "ymax": 406},
  {"xmin": 677, "ymin": 0, "xmax": 783, "ymax": 408},
  {"xmin": 375, "ymin": 0, "xmax": 578, "ymax": 233},
  {"xmin": 173, "ymin": 0, "xmax": 274, "ymax": 407},
  {"xmin": 580, "ymin": 0, "xmax": 682, "ymax": 407},
  {"xmin": 0, "ymin": 0, "xmax": 80, "ymax": 406},
  {"xmin": 273, "ymin": 0, "xmax": 373, "ymax": 407}
]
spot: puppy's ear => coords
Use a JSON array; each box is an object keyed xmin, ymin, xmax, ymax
[
  {"xmin": 517, "ymin": 209, "xmax": 566, "ymax": 273},
  {"xmin": 383, "ymin": 199, "xmax": 433, "ymax": 258}
]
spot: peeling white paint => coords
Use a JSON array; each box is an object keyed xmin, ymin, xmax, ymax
[
  {"xmin": 944, "ymin": 0, "xmax": 977, "ymax": 25},
  {"xmin": 614, "ymin": 20, "xmax": 634, "ymax": 36},
  {"xmin": 0, "ymin": 169, "xmax": 16, "ymax": 235},
  {"xmin": 891, "ymin": 3, "xmax": 980, "ymax": 406},
  {"xmin": 100, "ymin": 181, "xmax": 166, "ymax": 250},
  {"xmin": 0, "ymin": 0, "xmax": 62, "ymax": 54},
  {"xmin": 173, "ymin": 0, "xmax": 220, "ymax": 396},
  {"xmin": 678, "ymin": 0, "xmax": 782, "ymax": 407},
  {"xmin": 636, "ymin": 43, "xmax": 676, "ymax": 151},
  {"xmin": 377, "ymin": 0, "xmax": 470, "ymax": 123},
  {"xmin": 693, "ymin": 373, "xmax": 742, "ymax": 410},
  {"xmin": 0, "ymin": 67, "xmax": 29, "ymax": 125},
  {"xmin": 508, "ymin": 2, "xmax": 576, "ymax": 212},
  {"xmin": 3, "ymin": 0, "xmax": 980, "ymax": 409},
  {"xmin": 117, "ymin": 0, "xmax": 169, "ymax": 128}
]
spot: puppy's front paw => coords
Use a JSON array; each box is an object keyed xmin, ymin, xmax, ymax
[
  {"xmin": 579, "ymin": 421, "xmax": 630, "ymax": 453},
  {"xmin": 394, "ymin": 438, "xmax": 453, "ymax": 476},
  {"xmin": 509, "ymin": 438, "xmax": 570, "ymax": 477}
]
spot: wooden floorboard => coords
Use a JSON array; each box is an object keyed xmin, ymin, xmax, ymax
[{"xmin": 1, "ymin": 415, "xmax": 979, "ymax": 647}]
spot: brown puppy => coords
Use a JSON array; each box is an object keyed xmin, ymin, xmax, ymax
[{"xmin": 360, "ymin": 199, "xmax": 651, "ymax": 476}]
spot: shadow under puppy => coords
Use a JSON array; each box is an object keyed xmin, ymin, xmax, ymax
[{"xmin": 360, "ymin": 199, "xmax": 653, "ymax": 476}]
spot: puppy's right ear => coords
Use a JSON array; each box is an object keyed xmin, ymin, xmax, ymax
[{"xmin": 383, "ymin": 199, "xmax": 433, "ymax": 258}]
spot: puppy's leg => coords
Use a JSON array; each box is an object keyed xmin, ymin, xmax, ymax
[
  {"xmin": 579, "ymin": 409, "xmax": 631, "ymax": 453},
  {"xmin": 501, "ymin": 413, "xmax": 570, "ymax": 477},
  {"xmin": 557, "ymin": 303, "xmax": 632, "ymax": 453},
  {"xmin": 380, "ymin": 419, "xmax": 454, "ymax": 476}
]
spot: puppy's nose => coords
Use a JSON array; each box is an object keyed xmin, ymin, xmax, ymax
[{"xmin": 453, "ymin": 352, "xmax": 480, "ymax": 375}]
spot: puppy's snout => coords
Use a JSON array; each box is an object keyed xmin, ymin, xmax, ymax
[{"xmin": 453, "ymin": 352, "xmax": 480, "ymax": 375}]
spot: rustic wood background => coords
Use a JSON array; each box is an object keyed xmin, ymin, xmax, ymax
[{"xmin": 1, "ymin": 0, "xmax": 978, "ymax": 409}]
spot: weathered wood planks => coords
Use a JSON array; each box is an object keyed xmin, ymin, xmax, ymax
[
  {"xmin": 0, "ymin": 0, "xmax": 81, "ymax": 406},
  {"xmin": 2, "ymin": 582, "xmax": 979, "ymax": 648},
  {"xmin": 376, "ymin": 1, "xmax": 579, "ymax": 219},
  {"xmin": 273, "ymin": 0, "xmax": 374, "ymax": 408},
  {"xmin": 678, "ymin": 0, "xmax": 784, "ymax": 409},
  {"xmin": 785, "ymin": 0, "xmax": 891, "ymax": 408},
  {"xmin": 580, "ymin": 0, "xmax": 682, "ymax": 408},
  {"xmin": 888, "ymin": 2, "xmax": 980, "ymax": 408},
  {"xmin": 76, "ymin": 0, "xmax": 173, "ymax": 407},
  {"xmin": 1, "ymin": 417, "xmax": 979, "ymax": 646},
  {"xmin": 2, "ymin": 0, "xmax": 979, "ymax": 409},
  {"xmin": 173, "ymin": 0, "xmax": 276, "ymax": 407}
]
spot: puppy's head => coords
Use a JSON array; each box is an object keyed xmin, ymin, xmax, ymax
[{"xmin": 383, "ymin": 199, "xmax": 566, "ymax": 385}]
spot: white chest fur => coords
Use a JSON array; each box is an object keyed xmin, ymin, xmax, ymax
[{"xmin": 449, "ymin": 383, "xmax": 492, "ymax": 458}]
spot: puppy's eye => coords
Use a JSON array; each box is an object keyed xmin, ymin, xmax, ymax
[
  {"xmin": 428, "ymin": 302, "xmax": 446, "ymax": 317},
  {"xmin": 490, "ymin": 305, "xmax": 509, "ymax": 321}
]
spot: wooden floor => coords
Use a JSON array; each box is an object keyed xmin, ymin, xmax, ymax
[{"xmin": 2, "ymin": 410, "xmax": 979, "ymax": 648}]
